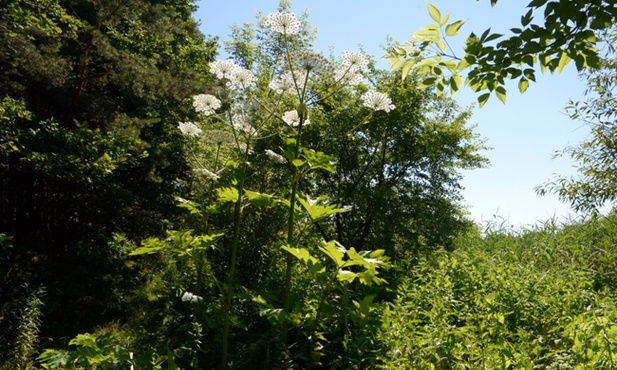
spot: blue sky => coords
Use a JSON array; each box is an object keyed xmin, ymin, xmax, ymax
[{"xmin": 194, "ymin": 0, "xmax": 590, "ymax": 227}]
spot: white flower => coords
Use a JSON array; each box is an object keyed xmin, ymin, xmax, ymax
[
  {"xmin": 334, "ymin": 67, "xmax": 364, "ymax": 86},
  {"xmin": 269, "ymin": 70, "xmax": 306, "ymax": 94},
  {"xmin": 178, "ymin": 121, "xmax": 202, "ymax": 137},
  {"xmin": 193, "ymin": 94, "xmax": 221, "ymax": 116},
  {"xmin": 193, "ymin": 168, "xmax": 220, "ymax": 180},
  {"xmin": 209, "ymin": 59, "xmax": 239, "ymax": 80},
  {"xmin": 265, "ymin": 12, "xmax": 301, "ymax": 35},
  {"xmin": 264, "ymin": 149, "xmax": 287, "ymax": 164},
  {"xmin": 361, "ymin": 90, "xmax": 395, "ymax": 112},
  {"xmin": 181, "ymin": 292, "xmax": 203, "ymax": 303},
  {"xmin": 232, "ymin": 113, "xmax": 257, "ymax": 135},
  {"xmin": 342, "ymin": 51, "xmax": 369, "ymax": 72},
  {"xmin": 293, "ymin": 50, "xmax": 329, "ymax": 73},
  {"xmin": 282, "ymin": 110, "xmax": 310, "ymax": 127},
  {"xmin": 230, "ymin": 66, "xmax": 256, "ymax": 89}
]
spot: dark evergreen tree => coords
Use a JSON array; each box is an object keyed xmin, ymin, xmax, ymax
[{"xmin": 0, "ymin": 0, "xmax": 216, "ymax": 349}]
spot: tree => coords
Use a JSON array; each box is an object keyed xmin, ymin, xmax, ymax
[
  {"xmin": 386, "ymin": 0, "xmax": 615, "ymax": 106},
  {"xmin": 309, "ymin": 70, "xmax": 487, "ymax": 259},
  {"xmin": 0, "ymin": 0, "xmax": 216, "ymax": 350},
  {"xmin": 537, "ymin": 29, "xmax": 617, "ymax": 214}
]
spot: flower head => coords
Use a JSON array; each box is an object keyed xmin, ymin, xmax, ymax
[
  {"xmin": 361, "ymin": 90, "xmax": 395, "ymax": 112},
  {"xmin": 282, "ymin": 110, "xmax": 310, "ymax": 127},
  {"xmin": 209, "ymin": 59, "xmax": 239, "ymax": 80},
  {"xmin": 269, "ymin": 70, "xmax": 307, "ymax": 94},
  {"xmin": 265, "ymin": 12, "xmax": 301, "ymax": 35},
  {"xmin": 193, "ymin": 94, "xmax": 221, "ymax": 116},
  {"xmin": 178, "ymin": 121, "xmax": 202, "ymax": 137},
  {"xmin": 193, "ymin": 168, "xmax": 220, "ymax": 180},
  {"xmin": 293, "ymin": 50, "xmax": 329, "ymax": 73},
  {"xmin": 342, "ymin": 51, "xmax": 369, "ymax": 72},
  {"xmin": 334, "ymin": 67, "xmax": 364, "ymax": 86},
  {"xmin": 232, "ymin": 113, "xmax": 257, "ymax": 135},
  {"xmin": 230, "ymin": 66, "xmax": 256, "ymax": 89},
  {"xmin": 264, "ymin": 149, "xmax": 287, "ymax": 164}
]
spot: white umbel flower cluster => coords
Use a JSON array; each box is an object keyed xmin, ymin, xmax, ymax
[
  {"xmin": 209, "ymin": 59, "xmax": 256, "ymax": 89},
  {"xmin": 178, "ymin": 121, "xmax": 202, "ymax": 137},
  {"xmin": 293, "ymin": 50, "xmax": 329, "ymax": 73},
  {"xmin": 193, "ymin": 94, "xmax": 221, "ymax": 116},
  {"xmin": 269, "ymin": 70, "xmax": 307, "ymax": 94},
  {"xmin": 264, "ymin": 149, "xmax": 287, "ymax": 164},
  {"xmin": 193, "ymin": 168, "xmax": 220, "ymax": 180},
  {"xmin": 232, "ymin": 113, "xmax": 257, "ymax": 135},
  {"xmin": 282, "ymin": 110, "xmax": 310, "ymax": 127},
  {"xmin": 361, "ymin": 90, "xmax": 395, "ymax": 112},
  {"xmin": 265, "ymin": 12, "xmax": 301, "ymax": 35},
  {"xmin": 341, "ymin": 50, "xmax": 369, "ymax": 72},
  {"xmin": 333, "ymin": 50, "xmax": 369, "ymax": 86}
]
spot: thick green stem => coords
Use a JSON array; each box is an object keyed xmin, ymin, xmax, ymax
[
  {"xmin": 221, "ymin": 145, "xmax": 249, "ymax": 370},
  {"xmin": 282, "ymin": 113, "xmax": 305, "ymax": 348}
]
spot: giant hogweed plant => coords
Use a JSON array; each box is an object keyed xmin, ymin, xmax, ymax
[{"xmin": 130, "ymin": 10, "xmax": 392, "ymax": 369}]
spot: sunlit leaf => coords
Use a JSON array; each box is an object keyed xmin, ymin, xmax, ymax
[
  {"xmin": 445, "ymin": 20, "xmax": 465, "ymax": 37},
  {"xmin": 217, "ymin": 186, "xmax": 240, "ymax": 203},
  {"xmin": 478, "ymin": 92, "xmax": 490, "ymax": 108},
  {"xmin": 427, "ymin": 3, "xmax": 441, "ymax": 23},
  {"xmin": 495, "ymin": 86, "xmax": 507, "ymax": 104},
  {"xmin": 518, "ymin": 77, "xmax": 529, "ymax": 93}
]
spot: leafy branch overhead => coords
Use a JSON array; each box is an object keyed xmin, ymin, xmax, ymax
[{"xmin": 386, "ymin": 0, "xmax": 613, "ymax": 107}]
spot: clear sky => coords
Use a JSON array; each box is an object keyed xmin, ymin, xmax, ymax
[{"xmin": 194, "ymin": 0, "xmax": 591, "ymax": 228}]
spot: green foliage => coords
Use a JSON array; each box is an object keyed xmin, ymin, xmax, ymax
[
  {"xmin": 386, "ymin": 1, "xmax": 614, "ymax": 105},
  {"xmin": 377, "ymin": 214, "xmax": 617, "ymax": 369},
  {"xmin": 0, "ymin": 0, "xmax": 217, "ymax": 345},
  {"xmin": 0, "ymin": 287, "xmax": 44, "ymax": 370},
  {"xmin": 39, "ymin": 332, "xmax": 133, "ymax": 370}
]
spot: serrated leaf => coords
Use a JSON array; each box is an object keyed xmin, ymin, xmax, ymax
[
  {"xmin": 478, "ymin": 93, "xmax": 490, "ymax": 108},
  {"xmin": 296, "ymin": 194, "xmax": 351, "ymax": 222},
  {"xmin": 495, "ymin": 86, "xmax": 507, "ymax": 104},
  {"xmin": 301, "ymin": 148, "xmax": 337, "ymax": 173},
  {"xmin": 245, "ymin": 190, "xmax": 276, "ymax": 207},
  {"xmin": 282, "ymin": 246, "xmax": 325, "ymax": 274},
  {"xmin": 217, "ymin": 186, "xmax": 240, "ymax": 203},
  {"xmin": 518, "ymin": 77, "xmax": 529, "ymax": 93},
  {"xmin": 445, "ymin": 20, "xmax": 465, "ymax": 36},
  {"xmin": 177, "ymin": 200, "xmax": 202, "ymax": 216},
  {"xmin": 427, "ymin": 3, "xmax": 441, "ymax": 23},
  {"xmin": 319, "ymin": 241, "xmax": 346, "ymax": 267},
  {"xmin": 337, "ymin": 270, "xmax": 358, "ymax": 283}
]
